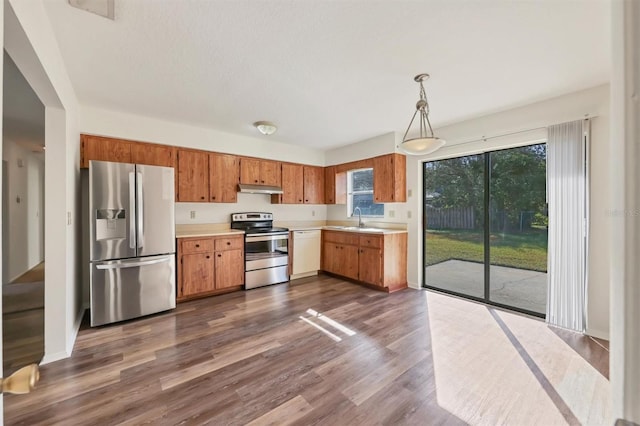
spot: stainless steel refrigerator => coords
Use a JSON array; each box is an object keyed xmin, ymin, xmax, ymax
[{"xmin": 88, "ymin": 160, "xmax": 176, "ymax": 326}]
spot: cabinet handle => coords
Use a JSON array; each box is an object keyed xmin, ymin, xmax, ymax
[
  {"xmin": 217, "ymin": 254, "xmax": 222, "ymax": 257},
  {"xmin": 254, "ymin": 179, "xmax": 258, "ymax": 183},
  {"xmin": 226, "ymin": 241, "xmax": 231, "ymax": 245},
  {"xmin": 212, "ymin": 196, "xmax": 216, "ymax": 200},
  {"xmin": 201, "ymin": 196, "xmax": 205, "ymax": 200},
  {"xmin": 299, "ymin": 199, "xmax": 302, "ymax": 202},
  {"xmin": 206, "ymin": 255, "xmax": 210, "ymax": 259},
  {"xmin": 261, "ymin": 180, "xmax": 265, "ymax": 183},
  {"xmin": 305, "ymin": 199, "xmax": 308, "ymax": 202}
]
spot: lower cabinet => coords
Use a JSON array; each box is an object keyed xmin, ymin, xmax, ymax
[
  {"xmin": 177, "ymin": 235, "xmax": 245, "ymax": 301},
  {"xmin": 321, "ymin": 230, "xmax": 407, "ymax": 292}
]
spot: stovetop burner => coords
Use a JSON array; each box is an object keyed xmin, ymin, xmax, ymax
[
  {"xmin": 244, "ymin": 227, "xmax": 289, "ymax": 234},
  {"xmin": 230, "ymin": 212, "xmax": 289, "ymax": 234}
]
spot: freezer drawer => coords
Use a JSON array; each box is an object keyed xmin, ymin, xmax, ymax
[{"xmin": 90, "ymin": 254, "xmax": 176, "ymax": 326}]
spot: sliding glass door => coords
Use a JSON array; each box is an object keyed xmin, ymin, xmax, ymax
[{"xmin": 423, "ymin": 144, "xmax": 548, "ymax": 317}]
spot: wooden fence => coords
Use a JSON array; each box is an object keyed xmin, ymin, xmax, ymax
[{"xmin": 425, "ymin": 206, "xmax": 475, "ymax": 230}]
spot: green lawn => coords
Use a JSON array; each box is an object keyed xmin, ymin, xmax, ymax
[{"xmin": 425, "ymin": 229, "xmax": 548, "ymax": 272}]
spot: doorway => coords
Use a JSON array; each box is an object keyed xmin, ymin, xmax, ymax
[
  {"xmin": 2, "ymin": 51, "xmax": 46, "ymax": 374},
  {"xmin": 423, "ymin": 144, "xmax": 548, "ymax": 317}
]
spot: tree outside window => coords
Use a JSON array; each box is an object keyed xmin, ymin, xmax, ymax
[{"xmin": 347, "ymin": 169, "xmax": 384, "ymax": 217}]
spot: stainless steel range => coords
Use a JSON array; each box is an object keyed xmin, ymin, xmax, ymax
[{"xmin": 231, "ymin": 213, "xmax": 289, "ymax": 289}]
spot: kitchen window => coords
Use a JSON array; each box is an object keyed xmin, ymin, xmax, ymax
[{"xmin": 347, "ymin": 168, "xmax": 384, "ymax": 217}]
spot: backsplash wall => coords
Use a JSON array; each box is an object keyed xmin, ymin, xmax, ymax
[{"xmin": 175, "ymin": 192, "xmax": 328, "ymax": 224}]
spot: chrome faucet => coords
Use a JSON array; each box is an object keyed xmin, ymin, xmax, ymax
[{"xmin": 353, "ymin": 207, "xmax": 364, "ymax": 228}]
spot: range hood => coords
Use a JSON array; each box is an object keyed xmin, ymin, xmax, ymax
[{"xmin": 237, "ymin": 184, "xmax": 284, "ymax": 195}]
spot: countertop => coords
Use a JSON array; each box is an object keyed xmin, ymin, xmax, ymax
[
  {"xmin": 176, "ymin": 223, "xmax": 244, "ymax": 238},
  {"xmin": 321, "ymin": 226, "xmax": 407, "ymax": 235}
]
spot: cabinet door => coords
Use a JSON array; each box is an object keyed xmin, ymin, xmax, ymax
[
  {"xmin": 322, "ymin": 242, "xmax": 338, "ymax": 274},
  {"xmin": 180, "ymin": 253, "xmax": 214, "ymax": 297},
  {"xmin": 373, "ymin": 153, "xmax": 406, "ymax": 203},
  {"xmin": 81, "ymin": 135, "xmax": 131, "ymax": 168},
  {"xmin": 303, "ymin": 166, "xmax": 325, "ymax": 204},
  {"xmin": 324, "ymin": 166, "xmax": 336, "ymax": 204},
  {"xmin": 373, "ymin": 154, "xmax": 395, "ymax": 203},
  {"xmin": 210, "ymin": 153, "xmax": 239, "ymax": 203},
  {"xmin": 215, "ymin": 249, "xmax": 245, "ymax": 289},
  {"xmin": 131, "ymin": 143, "xmax": 176, "ymax": 168},
  {"xmin": 177, "ymin": 150, "xmax": 209, "ymax": 202},
  {"xmin": 260, "ymin": 160, "xmax": 281, "ymax": 186},
  {"xmin": 240, "ymin": 158, "xmax": 261, "ymax": 184},
  {"xmin": 280, "ymin": 163, "xmax": 304, "ymax": 204},
  {"xmin": 359, "ymin": 247, "xmax": 383, "ymax": 286},
  {"xmin": 341, "ymin": 245, "xmax": 360, "ymax": 281}
]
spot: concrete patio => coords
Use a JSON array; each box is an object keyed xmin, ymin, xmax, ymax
[{"xmin": 425, "ymin": 259, "xmax": 547, "ymax": 314}]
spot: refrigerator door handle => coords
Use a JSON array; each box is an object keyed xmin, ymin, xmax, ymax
[
  {"xmin": 129, "ymin": 172, "xmax": 136, "ymax": 249},
  {"xmin": 95, "ymin": 256, "xmax": 171, "ymax": 270},
  {"xmin": 137, "ymin": 171, "xmax": 144, "ymax": 249}
]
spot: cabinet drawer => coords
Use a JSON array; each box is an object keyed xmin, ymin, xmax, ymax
[
  {"xmin": 323, "ymin": 231, "xmax": 359, "ymax": 246},
  {"xmin": 359, "ymin": 235, "xmax": 382, "ymax": 249},
  {"xmin": 214, "ymin": 236, "xmax": 244, "ymax": 251},
  {"xmin": 181, "ymin": 238, "xmax": 214, "ymax": 254}
]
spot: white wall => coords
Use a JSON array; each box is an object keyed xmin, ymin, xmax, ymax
[
  {"xmin": 177, "ymin": 194, "xmax": 327, "ymax": 225},
  {"xmin": 79, "ymin": 106, "xmax": 326, "ymax": 166},
  {"xmin": 2, "ymin": 140, "xmax": 44, "ymax": 281},
  {"xmin": 325, "ymin": 132, "xmax": 396, "ymax": 166},
  {"xmin": 6, "ymin": 0, "xmax": 82, "ymax": 362}
]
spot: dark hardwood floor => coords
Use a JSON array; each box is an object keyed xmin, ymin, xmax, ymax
[{"xmin": 4, "ymin": 275, "xmax": 610, "ymax": 425}]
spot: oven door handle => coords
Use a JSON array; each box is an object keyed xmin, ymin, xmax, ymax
[{"xmin": 245, "ymin": 234, "xmax": 289, "ymax": 243}]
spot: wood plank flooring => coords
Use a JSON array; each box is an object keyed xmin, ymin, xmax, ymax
[{"xmin": 4, "ymin": 275, "xmax": 610, "ymax": 425}]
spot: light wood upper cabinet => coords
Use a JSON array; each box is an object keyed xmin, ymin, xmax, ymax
[
  {"xmin": 81, "ymin": 134, "xmax": 132, "ymax": 168},
  {"xmin": 373, "ymin": 153, "xmax": 406, "ymax": 203},
  {"xmin": 177, "ymin": 149, "xmax": 209, "ymax": 202},
  {"xmin": 209, "ymin": 153, "xmax": 239, "ymax": 203},
  {"xmin": 275, "ymin": 163, "xmax": 304, "ymax": 204},
  {"xmin": 260, "ymin": 160, "xmax": 281, "ymax": 186},
  {"xmin": 240, "ymin": 158, "xmax": 281, "ymax": 186},
  {"xmin": 131, "ymin": 143, "xmax": 176, "ymax": 168},
  {"xmin": 240, "ymin": 158, "xmax": 261, "ymax": 184},
  {"xmin": 303, "ymin": 166, "xmax": 325, "ymax": 204},
  {"xmin": 324, "ymin": 166, "xmax": 347, "ymax": 205}
]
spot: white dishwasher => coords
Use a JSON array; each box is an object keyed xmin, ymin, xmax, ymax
[{"xmin": 292, "ymin": 230, "xmax": 321, "ymax": 279}]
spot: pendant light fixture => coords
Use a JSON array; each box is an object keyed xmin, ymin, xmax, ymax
[{"xmin": 399, "ymin": 73, "xmax": 446, "ymax": 155}]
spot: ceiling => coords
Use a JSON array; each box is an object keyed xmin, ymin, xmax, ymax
[{"xmin": 43, "ymin": 0, "xmax": 610, "ymax": 150}]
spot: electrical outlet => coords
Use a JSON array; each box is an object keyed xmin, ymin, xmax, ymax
[
  {"xmin": 67, "ymin": 211, "xmax": 72, "ymax": 225},
  {"xmin": 407, "ymin": 211, "xmax": 412, "ymax": 219},
  {"xmin": 190, "ymin": 210, "xmax": 196, "ymax": 219},
  {"xmin": 408, "ymin": 189, "xmax": 413, "ymax": 197},
  {"xmin": 388, "ymin": 210, "xmax": 395, "ymax": 218},
  {"xmin": 312, "ymin": 210, "xmax": 316, "ymax": 217}
]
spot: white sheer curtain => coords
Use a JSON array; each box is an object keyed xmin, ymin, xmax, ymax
[{"xmin": 546, "ymin": 119, "xmax": 588, "ymax": 332}]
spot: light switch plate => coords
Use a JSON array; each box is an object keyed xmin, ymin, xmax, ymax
[
  {"xmin": 190, "ymin": 211, "xmax": 196, "ymax": 219},
  {"xmin": 407, "ymin": 211, "xmax": 412, "ymax": 219}
]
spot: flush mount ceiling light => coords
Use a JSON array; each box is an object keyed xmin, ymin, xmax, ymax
[
  {"xmin": 399, "ymin": 73, "xmax": 446, "ymax": 155},
  {"xmin": 253, "ymin": 121, "xmax": 277, "ymax": 136}
]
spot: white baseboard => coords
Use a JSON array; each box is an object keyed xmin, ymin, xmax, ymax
[
  {"xmin": 290, "ymin": 271, "xmax": 318, "ymax": 280},
  {"xmin": 66, "ymin": 308, "xmax": 86, "ymax": 355},
  {"xmin": 408, "ymin": 281, "xmax": 420, "ymax": 290},
  {"xmin": 586, "ymin": 327, "xmax": 610, "ymax": 341},
  {"xmin": 41, "ymin": 351, "xmax": 69, "ymax": 365}
]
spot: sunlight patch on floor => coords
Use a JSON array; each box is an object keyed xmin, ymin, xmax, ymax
[{"xmin": 425, "ymin": 291, "xmax": 572, "ymax": 425}]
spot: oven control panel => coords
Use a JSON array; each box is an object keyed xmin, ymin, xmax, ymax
[{"xmin": 231, "ymin": 212, "xmax": 273, "ymax": 222}]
